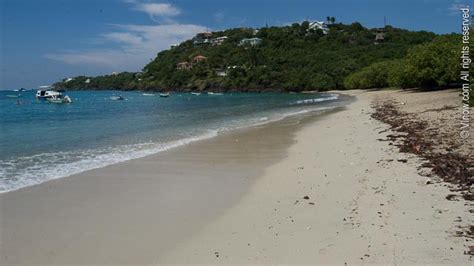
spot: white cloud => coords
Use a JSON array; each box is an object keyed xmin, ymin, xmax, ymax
[
  {"xmin": 134, "ymin": 3, "xmax": 180, "ymax": 17},
  {"xmin": 102, "ymin": 32, "xmax": 143, "ymax": 46},
  {"xmin": 44, "ymin": 1, "xmax": 207, "ymax": 71},
  {"xmin": 44, "ymin": 51, "xmax": 128, "ymax": 67},
  {"xmin": 44, "ymin": 24, "xmax": 206, "ymax": 70},
  {"xmin": 128, "ymin": 2, "xmax": 181, "ymax": 23},
  {"xmin": 448, "ymin": 2, "xmax": 469, "ymax": 15}
]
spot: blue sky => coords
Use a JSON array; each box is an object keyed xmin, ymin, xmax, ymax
[{"xmin": 0, "ymin": 0, "xmax": 470, "ymax": 89}]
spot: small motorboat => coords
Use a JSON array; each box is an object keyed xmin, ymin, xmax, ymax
[
  {"xmin": 208, "ymin": 92, "xmax": 223, "ymax": 96},
  {"xmin": 159, "ymin": 93, "xmax": 170, "ymax": 98},
  {"xmin": 110, "ymin": 95, "xmax": 125, "ymax": 101},
  {"xmin": 6, "ymin": 94, "xmax": 20, "ymax": 98},
  {"xmin": 46, "ymin": 95, "xmax": 72, "ymax": 104},
  {"xmin": 36, "ymin": 86, "xmax": 62, "ymax": 100},
  {"xmin": 142, "ymin": 93, "xmax": 155, "ymax": 96},
  {"xmin": 191, "ymin": 92, "xmax": 201, "ymax": 96}
]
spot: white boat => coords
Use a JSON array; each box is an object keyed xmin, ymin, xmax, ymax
[
  {"xmin": 36, "ymin": 86, "xmax": 62, "ymax": 100},
  {"xmin": 46, "ymin": 95, "xmax": 72, "ymax": 104},
  {"xmin": 191, "ymin": 92, "xmax": 201, "ymax": 96},
  {"xmin": 110, "ymin": 95, "xmax": 125, "ymax": 101},
  {"xmin": 159, "ymin": 93, "xmax": 170, "ymax": 98},
  {"xmin": 142, "ymin": 93, "xmax": 155, "ymax": 96},
  {"xmin": 208, "ymin": 92, "xmax": 223, "ymax": 95}
]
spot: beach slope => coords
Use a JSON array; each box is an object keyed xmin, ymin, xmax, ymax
[{"xmin": 159, "ymin": 90, "xmax": 472, "ymax": 264}]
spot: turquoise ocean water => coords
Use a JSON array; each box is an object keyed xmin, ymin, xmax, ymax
[{"xmin": 0, "ymin": 90, "xmax": 347, "ymax": 193}]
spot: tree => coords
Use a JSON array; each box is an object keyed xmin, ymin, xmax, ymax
[{"xmin": 402, "ymin": 35, "xmax": 460, "ymax": 88}]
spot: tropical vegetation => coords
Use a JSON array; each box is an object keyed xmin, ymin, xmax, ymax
[{"xmin": 55, "ymin": 20, "xmax": 468, "ymax": 98}]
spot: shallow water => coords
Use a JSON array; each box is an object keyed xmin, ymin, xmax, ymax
[{"xmin": 0, "ymin": 90, "xmax": 345, "ymax": 192}]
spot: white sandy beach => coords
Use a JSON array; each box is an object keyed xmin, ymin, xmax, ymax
[
  {"xmin": 159, "ymin": 90, "xmax": 473, "ymax": 264},
  {"xmin": 1, "ymin": 90, "xmax": 472, "ymax": 265}
]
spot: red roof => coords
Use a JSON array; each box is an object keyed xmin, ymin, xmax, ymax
[{"xmin": 193, "ymin": 55, "xmax": 207, "ymax": 60}]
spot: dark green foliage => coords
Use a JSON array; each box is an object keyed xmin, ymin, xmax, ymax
[
  {"xmin": 403, "ymin": 34, "xmax": 460, "ymax": 88},
  {"xmin": 344, "ymin": 60, "xmax": 399, "ymax": 89},
  {"xmin": 54, "ymin": 22, "xmax": 437, "ymax": 91},
  {"xmin": 344, "ymin": 34, "xmax": 463, "ymax": 90}
]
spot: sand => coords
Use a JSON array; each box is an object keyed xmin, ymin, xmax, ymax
[
  {"xmin": 1, "ymin": 89, "xmax": 472, "ymax": 265},
  {"xmin": 158, "ymin": 90, "xmax": 473, "ymax": 264}
]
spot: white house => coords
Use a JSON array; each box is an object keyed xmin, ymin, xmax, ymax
[
  {"xmin": 193, "ymin": 32, "xmax": 213, "ymax": 45},
  {"xmin": 239, "ymin": 37, "xmax": 262, "ymax": 46},
  {"xmin": 211, "ymin": 36, "xmax": 228, "ymax": 46},
  {"xmin": 308, "ymin": 21, "xmax": 329, "ymax": 34},
  {"xmin": 215, "ymin": 69, "xmax": 228, "ymax": 77}
]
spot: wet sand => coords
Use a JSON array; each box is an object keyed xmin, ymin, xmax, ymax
[
  {"xmin": 0, "ymin": 105, "xmax": 340, "ymax": 264},
  {"xmin": 159, "ymin": 90, "xmax": 472, "ymax": 264}
]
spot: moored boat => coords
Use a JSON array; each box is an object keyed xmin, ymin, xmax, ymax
[
  {"xmin": 191, "ymin": 92, "xmax": 201, "ymax": 96},
  {"xmin": 159, "ymin": 93, "xmax": 170, "ymax": 98},
  {"xmin": 110, "ymin": 95, "xmax": 125, "ymax": 101},
  {"xmin": 36, "ymin": 86, "xmax": 62, "ymax": 100}
]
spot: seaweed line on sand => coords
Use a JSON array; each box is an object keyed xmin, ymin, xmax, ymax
[{"xmin": 371, "ymin": 99, "xmax": 473, "ymax": 241}]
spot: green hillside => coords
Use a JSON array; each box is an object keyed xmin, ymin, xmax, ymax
[{"xmin": 54, "ymin": 21, "xmax": 439, "ymax": 92}]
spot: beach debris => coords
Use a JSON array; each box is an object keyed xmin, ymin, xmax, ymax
[
  {"xmin": 214, "ymin": 251, "xmax": 219, "ymax": 258},
  {"xmin": 309, "ymin": 202, "xmax": 315, "ymax": 205},
  {"xmin": 397, "ymin": 158, "xmax": 408, "ymax": 163},
  {"xmin": 371, "ymin": 99, "xmax": 473, "ymax": 202},
  {"xmin": 372, "ymin": 98, "xmax": 474, "ymax": 243},
  {"xmin": 446, "ymin": 194, "xmax": 460, "ymax": 201},
  {"xmin": 303, "ymin": 196, "xmax": 310, "ymax": 200},
  {"xmin": 466, "ymin": 246, "xmax": 474, "ymax": 255}
]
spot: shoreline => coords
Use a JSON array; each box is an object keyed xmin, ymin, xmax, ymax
[
  {"xmin": 0, "ymin": 103, "xmax": 344, "ymax": 264},
  {"xmin": 159, "ymin": 89, "xmax": 472, "ymax": 264},
  {"xmin": 1, "ymin": 89, "xmax": 472, "ymax": 264},
  {"xmin": 0, "ymin": 92, "xmax": 349, "ymax": 194}
]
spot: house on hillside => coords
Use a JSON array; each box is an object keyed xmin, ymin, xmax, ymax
[
  {"xmin": 308, "ymin": 21, "xmax": 329, "ymax": 34},
  {"xmin": 211, "ymin": 36, "xmax": 228, "ymax": 46},
  {"xmin": 193, "ymin": 32, "xmax": 213, "ymax": 45},
  {"xmin": 239, "ymin": 37, "xmax": 262, "ymax": 46},
  {"xmin": 215, "ymin": 69, "xmax": 228, "ymax": 77},
  {"xmin": 176, "ymin": 61, "xmax": 192, "ymax": 70},
  {"xmin": 375, "ymin": 28, "xmax": 386, "ymax": 43},
  {"xmin": 193, "ymin": 55, "xmax": 208, "ymax": 64}
]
